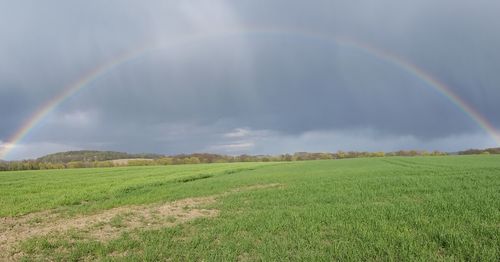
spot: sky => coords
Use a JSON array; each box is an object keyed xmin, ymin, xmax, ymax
[{"xmin": 1, "ymin": 0, "xmax": 500, "ymax": 160}]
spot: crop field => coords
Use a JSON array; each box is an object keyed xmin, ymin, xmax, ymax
[{"xmin": 1, "ymin": 155, "xmax": 499, "ymax": 261}]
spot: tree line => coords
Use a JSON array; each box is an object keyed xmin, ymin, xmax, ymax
[
  {"xmin": 0, "ymin": 150, "xmax": 452, "ymax": 172},
  {"xmin": 36, "ymin": 150, "xmax": 164, "ymax": 163},
  {"xmin": 458, "ymin": 147, "xmax": 500, "ymax": 155}
]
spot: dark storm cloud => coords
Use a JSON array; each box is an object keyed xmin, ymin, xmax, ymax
[
  {"xmin": 0, "ymin": 87, "xmax": 36, "ymax": 138},
  {"xmin": 1, "ymin": 0, "xmax": 499, "ymax": 159}
]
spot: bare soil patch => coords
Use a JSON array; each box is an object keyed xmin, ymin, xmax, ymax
[
  {"xmin": 0, "ymin": 183, "xmax": 283, "ymax": 261},
  {"xmin": 0, "ymin": 197, "xmax": 216, "ymax": 261}
]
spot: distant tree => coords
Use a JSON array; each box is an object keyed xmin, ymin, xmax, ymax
[
  {"xmin": 431, "ymin": 150, "xmax": 447, "ymax": 156},
  {"xmin": 281, "ymin": 154, "xmax": 293, "ymax": 161},
  {"xmin": 371, "ymin": 152, "xmax": 385, "ymax": 157},
  {"xmin": 156, "ymin": 157, "xmax": 173, "ymax": 165},
  {"xmin": 336, "ymin": 151, "xmax": 346, "ymax": 159},
  {"xmin": 95, "ymin": 161, "xmax": 114, "ymax": 168},
  {"xmin": 128, "ymin": 160, "xmax": 154, "ymax": 166},
  {"xmin": 67, "ymin": 161, "xmax": 85, "ymax": 169},
  {"xmin": 185, "ymin": 157, "xmax": 201, "ymax": 164}
]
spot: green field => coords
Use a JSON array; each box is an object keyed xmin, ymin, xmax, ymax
[{"xmin": 1, "ymin": 156, "xmax": 499, "ymax": 261}]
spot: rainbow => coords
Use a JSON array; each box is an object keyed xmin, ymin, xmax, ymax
[
  {"xmin": 336, "ymin": 36, "xmax": 500, "ymax": 145},
  {"xmin": 0, "ymin": 46, "xmax": 148, "ymax": 159},
  {"xmin": 1, "ymin": 29, "xmax": 498, "ymax": 159}
]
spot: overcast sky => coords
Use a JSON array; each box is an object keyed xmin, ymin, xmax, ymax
[{"xmin": 1, "ymin": 0, "xmax": 500, "ymax": 160}]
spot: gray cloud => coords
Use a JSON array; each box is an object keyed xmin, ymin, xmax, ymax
[{"xmin": 1, "ymin": 0, "xmax": 499, "ymax": 159}]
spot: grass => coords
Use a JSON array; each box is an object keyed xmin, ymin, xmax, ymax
[
  {"xmin": 0, "ymin": 162, "xmax": 270, "ymax": 217},
  {"xmin": 1, "ymin": 156, "xmax": 499, "ymax": 261}
]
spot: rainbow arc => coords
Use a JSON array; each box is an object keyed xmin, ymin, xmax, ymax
[{"xmin": 1, "ymin": 29, "xmax": 498, "ymax": 159}]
